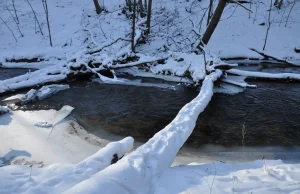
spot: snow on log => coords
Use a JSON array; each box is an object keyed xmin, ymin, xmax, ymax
[
  {"xmin": 227, "ymin": 69, "xmax": 300, "ymax": 81},
  {"xmin": 24, "ymin": 137, "xmax": 134, "ymax": 194},
  {"xmin": 64, "ymin": 70, "xmax": 222, "ymax": 194},
  {"xmin": 111, "ymin": 55, "xmax": 168, "ymax": 69},
  {"xmin": 0, "ymin": 65, "xmax": 68, "ymax": 93}
]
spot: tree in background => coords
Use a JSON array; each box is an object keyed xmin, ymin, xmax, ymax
[
  {"xmin": 131, "ymin": 0, "xmax": 137, "ymax": 51},
  {"xmin": 42, "ymin": 0, "xmax": 52, "ymax": 46},
  {"xmin": 197, "ymin": 0, "xmax": 227, "ymax": 49},
  {"xmin": 146, "ymin": 0, "xmax": 152, "ymax": 34},
  {"xmin": 93, "ymin": 0, "xmax": 102, "ymax": 14}
]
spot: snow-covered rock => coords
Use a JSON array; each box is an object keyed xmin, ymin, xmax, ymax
[
  {"xmin": 21, "ymin": 84, "xmax": 69, "ymax": 102},
  {"xmin": 0, "ymin": 106, "xmax": 11, "ymax": 115}
]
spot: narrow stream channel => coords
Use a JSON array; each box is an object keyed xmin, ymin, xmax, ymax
[{"xmin": 1, "ymin": 67, "xmax": 300, "ymax": 162}]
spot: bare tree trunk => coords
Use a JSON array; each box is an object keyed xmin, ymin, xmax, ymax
[
  {"xmin": 206, "ymin": 0, "xmax": 213, "ymax": 26},
  {"xmin": 138, "ymin": 0, "xmax": 145, "ymax": 17},
  {"xmin": 263, "ymin": 0, "xmax": 272, "ymax": 50},
  {"xmin": 128, "ymin": 0, "xmax": 132, "ymax": 12},
  {"xmin": 12, "ymin": 0, "xmax": 19, "ymax": 24},
  {"xmin": 249, "ymin": 0, "xmax": 252, "ymax": 18},
  {"xmin": 144, "ymin": 0, "xmax": 147, "ymax": 10},
  {"xmin": 146, "ymin": 0, "xmax": 152, "ymax": 34},
  {"xmin": 197, "ymin": 0, "xmax": 227, "ymax": 49},
  {"xmin": 26, "ymin": 0, "xmax": 44, "ymax": 35},
  {"xmin": 42, "ymin": 0, "xmax": 53, "ymax": 46},
  {"xmin": 6, "ymin": 7, "xmax": 23, "ymax": 37},
  {"xmin": 285, "ymin": 0, "xmax": 296, "ymax": 27},
  {"xmin": 93, "ymin": 0, "xmax": 102, "ymax": 14},
  {"xmin": 131, "ymin": 0, "xmax": 136, "ymax": 51}
]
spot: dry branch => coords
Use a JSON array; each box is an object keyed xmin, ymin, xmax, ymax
[{"xmin": 111, "ymin": 56, "xmax": 168, "ymax": 69}]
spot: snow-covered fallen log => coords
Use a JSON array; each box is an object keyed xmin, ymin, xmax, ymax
[
  {"xmin": 0, "ymin": 65, "xmax": 68, "ymax": 93},
  {"xmin": 23, "ymin": 137, "xmax": 134, "ymax": 194},
  {"xmin": 64, "ymin": 70, "xmax": 222, "ymax": 194},
  {"xmin": 111, "ymin": 55, "xmax": 169, "ymax": 69},
  {"xmin": 227, "ymin": 69, "xmax": 300, "ymax": 81}
]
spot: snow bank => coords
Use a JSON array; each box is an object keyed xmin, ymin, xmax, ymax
[
  {"xmin": 0, "ymin": 106, "xmax": 98, "ymax": 166},
  {"xmin": 64, "ymin": 70, "xmax": 222, "ymax": 194},
  {"xmin": 155, "ymin": 160, "xmax": 300, "ymax": 194}
]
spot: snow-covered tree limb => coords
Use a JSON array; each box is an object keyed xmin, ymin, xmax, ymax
[
  {"xmin": 24, "ymin": 137, "xmax": 134, "ymax": 194},
  {"xmin": 227, "ymin": 69, "xmax": 300, "ymax": 80}
]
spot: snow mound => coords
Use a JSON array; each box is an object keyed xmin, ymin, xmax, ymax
[
  {"xmin": 0, "ymin": 106, "xmax": 11, "ymax": 115},
  {"xmin": 21, "ymin": 84, "xmax": 69, "ymax": 102},
  {"xmin": 0, "ymin": 137, "xmax": 134, "ymax": 194},
  {"xmin": 151, "ymin": 52, "xmax": 208, "ymax": 82}
]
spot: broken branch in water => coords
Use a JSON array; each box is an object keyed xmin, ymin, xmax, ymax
[
  {"xmin": 221, "ymin": 77, "xmax": 257, "ymax": 88},
  {"xmin": 250, "ymin": 48, "xmax": 300, "ymax": 67}
]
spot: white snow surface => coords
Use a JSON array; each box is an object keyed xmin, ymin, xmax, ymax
[
  {"xmin": 1, "ymin": 0, "xmax": 300, "ymax": 193},
  {"xmin": 0, "ymin": 106, "xmax": 100, "ymax": 166}
]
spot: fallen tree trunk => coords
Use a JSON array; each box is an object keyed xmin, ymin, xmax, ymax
[
  {"xmin": 63, "ymin": 70, "xmax": 223, "ymax": 194},
  {"xmin": 227, "ymin": 69, "xmax": 300, "ymax": 81},
  {"xmin": 24, "ymin": 137, "xmax": 134, "ymax": 194},
  {"xmin": 111, "ymin": 56, "xmax": 168, "ymax": 69}
]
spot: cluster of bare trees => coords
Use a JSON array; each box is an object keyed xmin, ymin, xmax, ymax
[
  {"xmin": 1, "ymin": 0, "xmax": 298, "ymax": 54},
  {"xmin": 197, "ymin": 0, "xmax": 298, "ymax": 52},
  {"xmin": 0, "ymin": 0, "xmax": 52, "ymax": 46},
  {"xmin": 92, "ymin": 0, "xmax": 152, "ymax": 51}
]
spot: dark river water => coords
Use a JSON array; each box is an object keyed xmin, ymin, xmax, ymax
[{"xmin": 1, "ymin": 67, "xmax": 300, "ymax": 150}]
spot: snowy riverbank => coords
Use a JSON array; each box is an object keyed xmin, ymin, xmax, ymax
[{"xmin": 1, "ymin": 107, "xmax": 300, "ymax": 193}]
